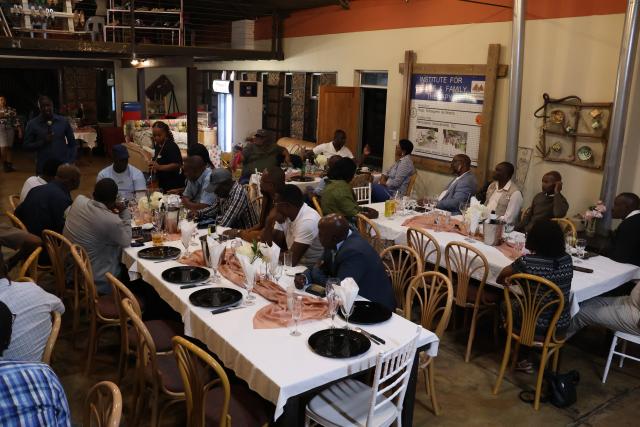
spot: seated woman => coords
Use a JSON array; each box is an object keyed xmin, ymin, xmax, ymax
[
  {"xmin": 224, "ymin": 167, "xmax": 285, "ymax": 242},
  {"xmin": 321, "ymin": 157, "xmax": 378, "ymax": 222},
  {"xmin": 496, "ymin": 219, "xmax": 573, "ymax": 373}
]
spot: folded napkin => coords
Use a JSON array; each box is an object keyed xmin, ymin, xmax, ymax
[
  {"xmin": 263, "ymin": 243, "xmax": 281, "ymax": 271},
  {"xmin": 236, "ymin": 254, "xmax": 257, "ymax": 286},
  {"xmin": 402, "ymin": 213, "xmax": 467, "ymax": 234},
  {"xmin": 178, "ymin": 249, "xmax": 206, "ymax": 267},
  {"xmin": 207, "ymin": 236, "xmax": 226, "ymax": 269},
  {"xmin": 334, "ymin": 277, "xmax": 359, "ymax": 313},
  {"xmin": 496, "ymin": 241, "xmax": 522, "ymax": 261}
]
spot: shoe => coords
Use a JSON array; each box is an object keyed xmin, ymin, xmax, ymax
[
  {"xmin": 515, "ymin": 360, "xmax": 534, "ymax": 374},
  {"xmin": 3, "ymin": 162, "xmax": 15, "ymax": 172}
]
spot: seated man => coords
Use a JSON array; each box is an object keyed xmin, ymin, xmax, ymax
[
  {"xmin": 311, "ymin": 129, "xmax": 354, "ymax": 159},
  {"xmin": 436, "ymin": 154, "xmax": 478, "ymax": 214},
  {"xmin": 372, "ymin": 139, "xmax": 415, "ymax": 202},
  {"xmin": 321, "ymin": 157, "xmax": 378, "ymax": 221},
  {"xmin": 241, "ymin": 129, "xmax": 281, "ymax": 181},
  {"xmin": 19, "ymin": 158, "xmax": 62, "ymax": 203},
  {"xmin": 262, "ymin": 185, "xmax": 324, "ymax": 268},
  {"xmin": 517, "ymin": 171, "xmax": 568, "ymax": 233},
  {"xmin": 0, "ymin": 224, "xmax": 41, "ymax": 272},
  {"xmin": 484, "ymin": 161, "xmax": 523, "ymax": 225},
  {"xmin": 0, "ymin": 252, "xmax": 65, "ymax": 361},
  {"xmin": 181, "ymin": 152, "xmax": 215, "ymax": 211},
  {"xmin": 96, "ymin": 145, "xmax": 146, "ymax": 202},
  {"xmin": 606, "ymin": 192, "xmax": 640, "ymax": 266},
  {"xmin": 15, "ymin": 164, "xmax": 81, "ymax": 236},
  {"xmin": 310, "ymin": 214, "xmax": 396, "ymax": 311},
  {"xmin": 63, "ymin": 178, "xmax": 132, "ymax": 294},
  {"xmin": 196, "ymin": 169, "xmax": 258, "ymax": 229}
]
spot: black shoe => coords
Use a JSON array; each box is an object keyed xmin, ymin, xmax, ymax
[{"xmin": 3, "ymin": 162, "xmax": 15, "ymax": 172}]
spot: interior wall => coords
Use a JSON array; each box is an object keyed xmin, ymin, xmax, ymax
[{"xmin": 199, "ymin": 13, "xmax": 636, "ymax": 218}]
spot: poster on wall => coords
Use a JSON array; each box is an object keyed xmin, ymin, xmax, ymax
[{"xmin": 408, "ymin": 74, "xmax": 485, "ymax": 166}]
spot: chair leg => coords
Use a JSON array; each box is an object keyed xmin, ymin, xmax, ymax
[
  {"xmin": 552, "ymin": 347, "xmax": 561, "ymax": 373},
  {"xmin": 619, "ymin": 339, "xmax": 628, "ymax": 368},
  {"xmin": 428, "ymin": 362, "xmax": 441, "ymax": 416},
  {"xmin": 510, "ymin": 341, "xmax": 521, "ymax": 373},
  {"xmin": 464, "ymin": 306, "xmax": 481, "ymax": 362},
  {"xmin": 534, "ymin": 346, "xmax": 550, "ymax": 411},
  {"xmin": 151, "ymin": 384, "xmax": 160, "ymax": 427},
  {"xmin": 603, "ymin": 335, "xmax": 618, "ymax": 384},
  {"xmin": 492, "ymin": 310, "xmax": 500, "ymax": 348},
  {"xmin": 422, "ymin": 366, "xmax": 430, "ymax": 397},
  {"xmin": 493, "ymin": 336, "xmax": 512, "ymax": 395},
  {"xmin": 84, "ymin": 316, "xmax": 97, "ymax": 375}
]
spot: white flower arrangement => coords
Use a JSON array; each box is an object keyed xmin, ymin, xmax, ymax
[
  {"xmin": 137, "ymin": 191, "xmax": 164, "ymax": 211},
  {"xmin": 315, "ymin": 154, "xmax": 327, "ymax": 167},
  {"xmin": 236, "ymin": 241, "xmax": 271, "ymax": 264},
  {"xmin": 463, "ymin": 197, "xmax": 490, "ymax": 222}
]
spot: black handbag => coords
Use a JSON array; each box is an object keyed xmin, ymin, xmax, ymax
[{"xmin": 519, "ymin": 370, "xmax": 580, "ymax": 408}]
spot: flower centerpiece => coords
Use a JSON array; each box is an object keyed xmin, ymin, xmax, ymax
[
  {"xmin": 137, "ymin": 191, "xmax": 164, "ymax": 212},
  {"xmin": 582, "ymin": 200, "xmax": 606, "ymax": 236},
  {"xmin": 315, "ymin": 154, "xmax": 327, "ymax": 168},
  {"xmin": 463, "ymin": 197, "xmax": 490, "ymax": 235},
  {"xmin": 236, "ymin": 240, "xmax": 270, "ymax": 264}
]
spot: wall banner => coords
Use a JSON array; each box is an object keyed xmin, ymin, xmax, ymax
[{"xmin": 408, "ymin": 74, "xmax": 485, "ymax": 166}]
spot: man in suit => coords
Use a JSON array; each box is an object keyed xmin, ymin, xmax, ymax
[
  {"xmin": 436, "ymin": 154, "xmax": 478, "ymax": 214},
  {"xmin": 309, "ymin": 214, "xmax": 396, "ymax": 311}
]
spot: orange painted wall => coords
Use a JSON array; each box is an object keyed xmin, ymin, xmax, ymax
[{"xmin": 255, "ymin": 0, "xmax": 626, "ymax": 40}]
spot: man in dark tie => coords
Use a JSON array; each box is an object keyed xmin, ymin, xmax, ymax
[{"xmin": 309, "ymin": 214, "xmax": 396, "ymax": 311}]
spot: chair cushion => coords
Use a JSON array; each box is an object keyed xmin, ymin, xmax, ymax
[
  {"xmin": 154, "ymin": 353, "xmax": 184, "ymax": 393},
  {"xmin": 306, "ymin": 378, "xmax": 397, "ymax": 427},
  {"xmin": 205, "ymin": 383, "xmax": 270, "ymax": 427},
  {"xmin": 97, "ymin": 293, "xmax": 146, "ymax": 319},
  {"xmin": 128, "ymin": 319, "xmax": 183, "ymax": 352}
]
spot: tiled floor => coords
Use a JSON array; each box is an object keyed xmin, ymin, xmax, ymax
[{"xmin": 2, "ymin": 148, "xmax": 639, "ymax": 426}]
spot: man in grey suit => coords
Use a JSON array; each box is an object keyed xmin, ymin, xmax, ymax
[{"xmin": 436, "ymin": 154, "xmax": 478, "ymax": 214}]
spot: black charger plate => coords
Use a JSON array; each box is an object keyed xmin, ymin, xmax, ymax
[
  {"xmin": 189, "ymin": 287, "xmax": 243, "ymax": 309},
  {"xmin": 308, "ymin": 329, "xmax": 371, "ymax": 359},
  {"xmin": 162, "ymin": 266, "xmax": 210, "ymax": 284},
  {"xmin": 338, "ymin": 301, "xmax": 392, "ymax": 325},
  {"xmin": 138, "ymin": 246, "xmax": 181, "ymax": 260}
]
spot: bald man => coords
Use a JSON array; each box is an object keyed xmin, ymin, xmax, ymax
[
  {"xmin": 436, "ymin": 154, "xmax": 478, "ymax": 214},
  {"xmin": 15, "ymin": 164, "xmax": 81, "ymax": 236},
  {"xmin": 517, "ymin": 171, "xmax": 568, "ymax": 233},
  {"xmin": 310, "ymin": 214, "xmax": 396, "ymax": 311}
]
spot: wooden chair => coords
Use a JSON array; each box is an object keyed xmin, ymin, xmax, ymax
[
  {"xmin": 520, "ymin": 207, "xmax": 530, "ymax": 224},
  {"xmin": 5, "ymin": 210, "xmax": 26, "ymax": 231},
  {"xmin": 405, "ymin": 172, "xmax": 418, "ymax": 197},
  {"xmin": 406, "ymin": 227, "xmax": 441, "ymax": 272},
  {"xmin": 353, "ymin": 183, "xmax": 372, "ymax": 205},
  {"xmin": 311, "ymin": 195, "xmax": 323, "ymax": 216},
  {"xmin": 305, "ymin": 328, "xmax": 421, "ymax": 427},
  {"xmin": 250, "ymin": 195, "xmax": 263, "ymax": 219},
  {"xmin": 404, "ymin": 272, "xmax": 453, "ymax": 415},
  {"xmin": 83, "ymin": 381, "xmax": 123, "ymax": 427},
  {"xmin": 380, "ymin": 245, "xmax": 423, "ymax": 314},
  {"xmin": 444, "ymin": 241, "xmax": 494, "ymax": 362},
  {"xmin": 15, "ymin": 246, "xmax": 42, "ymax": 282},
  {"xmin": 70, "ymin": 244, "xmax": 121, "ymax": 375},
  {"xmin": 41, "ymin": 311, "xmax": 62, "ymax": 365},
  {"xmin": 355, "ymin": 213, "xmax": 381, "ymax": 240},
  {"xmin": 173, "ymin": 336, "xmax": 270, "ymax": 427},
  {"xmin": 121, "ymin": 298, "xmax": 184, "ymax": 427},
  {"xmin": 43, "ymin": 230, "xmax": 83, "ymax": 338},
  {"xmin": 106, "ymin": 272, "xmax": 181, "ymax": 383},
  {"xmin": 493, "ymin": 273, "xmax": 566, "ymax": 410},
  {"xmin": 8, "ymin": 194, "xmax": 20, "ymax": 211},
  {"xmin": 552, "ymin": 217, "xmax": 577, "ymax": 242}
]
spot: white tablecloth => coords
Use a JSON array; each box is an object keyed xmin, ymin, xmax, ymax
[
  {"xmin": 123, "ymin": 237, "xmax": 439, "ymax": 420},
  {"xmin": 74, "ymin": 128, "xmax": 98, "ymax": 149},
  {"xmin": 366, "ymin": 202, "xmax": 640, "ymax": 316}
]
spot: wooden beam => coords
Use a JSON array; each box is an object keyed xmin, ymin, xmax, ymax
[
  {"xmin": 186, "ymin": 66, "xmax": 198, "ymax": 148},
  {"xmin": 136, "ymin": 67, "xmax": 146, "ymax": 119},
  {"xmin": 476, "ymin": 43, "xmax": 501, "ymax": 183},
  {"xmin": 399, "ymin": 50, "xmax": 415, "ymax": 140}
]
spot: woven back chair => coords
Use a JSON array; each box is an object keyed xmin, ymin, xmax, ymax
[
  {"xmin": 493, "ymin": 273, "xmax": 566, "ymax": 410},
  {"xmin": 5, "ymin": 210, "xmax": 26, "ymax": 231},
  {"xmin": 41, "ymin": 311, "xmax": 62, "ymax": 365},
  {"xmin": 405, "ymin": 173, "xmax": 418, "ymax": 197},
  {"xmin": 404, "ymin": 271, "xmax": 453, "ymax": 415},
  {"xmin": 406, "ymin": 227, "xmax": 441, "ymax": 272},
  {"xmin": 83, "ymin": 381, "xmax": 123, "ymax": 427},
  {"xmin": 380, "ymin": 244, "xmax": 423, "ymax": 314},
  {"xmin": 8, "ymin": 194, "xmax": 20, "ymax": 211},
  {"xmin": 311, "ymin": 195, "xmax": 323, "ymax": 216},
  {"xmin": 16, "ymin": 246, "xmax": 41, "ymax": 282},
  {"xmin": 445, "ymin": 241, "xmax": 494, "ymax": 362},
  {"xmin": 551, "ymin": 218, "xmax": 577, "ymax": 242}
]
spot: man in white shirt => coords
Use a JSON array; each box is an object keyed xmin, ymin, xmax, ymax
[
  {"xmin": 263, "ymin": 184, "xmax": 324, "ymax": 268},
  {"xmin": 312, "ymin": 129, "xmax": 354, "ymax": 159},
  {"xmin": 96, "ymin": 145, "xmax": 146, "ymax": 201},
  {"xmin": 484, "ymin": 162, "xmax": 523, "ymax": 225},
  {"xmin": 19, "ymin": 158, "xmax": 62, "ymax": 203},
  {"xmin": 0, "ymin": 253, "xmax": 65, "ymax": 362}
]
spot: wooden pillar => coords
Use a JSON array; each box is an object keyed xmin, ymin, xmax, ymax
[
  {"xmin": 187, "ymin": 66, "xmax": 198, "ymax": 148},
  {"xmin": 136, "ymin": 67, "xmax": 146, "ymax": 119}
]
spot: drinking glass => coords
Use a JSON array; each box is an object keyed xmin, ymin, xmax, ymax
[
  {"xmin": 325, "ymin": 278, "xmax": 339, "ymax": 297},
  {"xmin": 151, "ymin": 231, "xmax": 164, "ymax": 246},
  {"xmin": 327, "ymin": 293, "xmax": 338, "ymax": 329},
  {"xmin": 514, "ymin": 234, "xmax": 526, "ymax": 255},
  {"xmin": 269, "ymin": 262, "xmax": 283, "ymax": 283},
  {"xmin": 565, "ymin": 235, "xmax": 576, "ymax": 255},
  {"xmin": 280, "ymin": 162, "xmax": 288, "ymax": 172},
  {"xmin": 181, "ymin": 232, "xmax": 191, "ymax": 256},
  {"xmin": 244, "ymin": 274, "xmax": 256, "ymax": 305},
  {"xmin": 283, "ymin": 251, "xmax": 293, "ymax": 273},
  {"xmin": 290, "ymin": 296, "xmax": 303, "ymax": 336},
  {"xmin": 340, "ymin": 299, "xmax": 355, "ymax": 330},
  {"xmin": 575, "ymin": 238, "xmax": 587, "ymax": 261}
]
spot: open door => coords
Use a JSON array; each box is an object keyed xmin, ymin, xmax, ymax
[{"xmin": 317, "ymin": 86, "xmax": 360, "ymax": 156}]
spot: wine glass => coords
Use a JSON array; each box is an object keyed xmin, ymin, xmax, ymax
[
  {"xmin": 327, "ymin": 293, "xmax": 338, "ymax": 329},
  {"xmin": 181, "ymin": 224, "xmax": 194, "ymax": 256},
  {"xmin": 269, "ymin": 262, "xmax": 283, "ymax": 283},
  {"xmin": 340, "ymin": 299, "xmax": 355, "ymax": 330},
  {"xmin": 325, "ymin": 278, "xmax": 339, "ymax": 297},
  {"xmin": 290, "ymin": 296, "xmax": 303, "ymax": 336},
  {"xmin": 565, "ymin": 234, "xmax": 576, "ymax": 255},
  {"xmin": 575, "ymin": 238, "xmax": 587, "ymax": 262},
  {"xmin": 244, "ymin": 274, "xmax": 256, "ymax": 305},
  {"xmin": 283, "ymin": 251, "xmax": 293, "ymax": 274}
]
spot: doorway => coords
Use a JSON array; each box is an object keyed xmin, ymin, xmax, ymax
[{"xmin": 360, "ymin": 87, "xmax": 387, "ymax": 168}]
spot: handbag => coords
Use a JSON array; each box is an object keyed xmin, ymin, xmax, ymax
[{"xmin": 518, "ymin": 369, "xmax": 580, "ymax": 408}]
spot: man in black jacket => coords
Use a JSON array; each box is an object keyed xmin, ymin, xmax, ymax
[
  {"xmin": 607, "ymin": 192, "xmax": 640, "ymax": 266},
  {"xmin": 310, "ymin": 214, "xmax": 396, "ymax": 311}
]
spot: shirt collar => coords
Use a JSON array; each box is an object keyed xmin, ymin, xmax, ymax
[
  {"xmin": 495, "ymin": 180, "xmax": 512, "ymax": 192},
  {"xmin": 626, "ymin": 210, "xmax": 640, "ymax": 219},
  {"xmin": 336, "ymin": 229, "xmax": 353, "ymax": 251}
]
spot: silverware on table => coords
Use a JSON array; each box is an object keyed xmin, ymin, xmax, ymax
[
  {"xmin": 354, "ymin": 327, "xmax": 385, "ymax": 345},
  {"xmin": 153, "ymin": 255, "xmax": 180, "ymax": 263},
  {"xmin": 211, "ymin": 306, "xmax": 246, "ymax": 315},
  {"xmin": 180, "ymin": 281, "xmax": 213, "ymax": 290}
]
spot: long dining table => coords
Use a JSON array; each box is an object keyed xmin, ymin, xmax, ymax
[
  {"xmin": 122, "ymin": 233, "xmax": 439, "ymax": 425},
  {"xmin": 365, "ymin": 202, "xmax": 640, "ymax": 316}
]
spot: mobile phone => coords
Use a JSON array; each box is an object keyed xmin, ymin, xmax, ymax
[{"xmin": 306, "ymin": 284, "xmax": 326, "ymax": 298}]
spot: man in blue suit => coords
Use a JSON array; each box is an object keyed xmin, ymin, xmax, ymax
[
  {"xmin": 436, "ymin": 154, "xmax": 478, "ymax": 214},
  {"xmin": 309, "ymin": 214, "xmax": 396, "ymax": 311}
]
